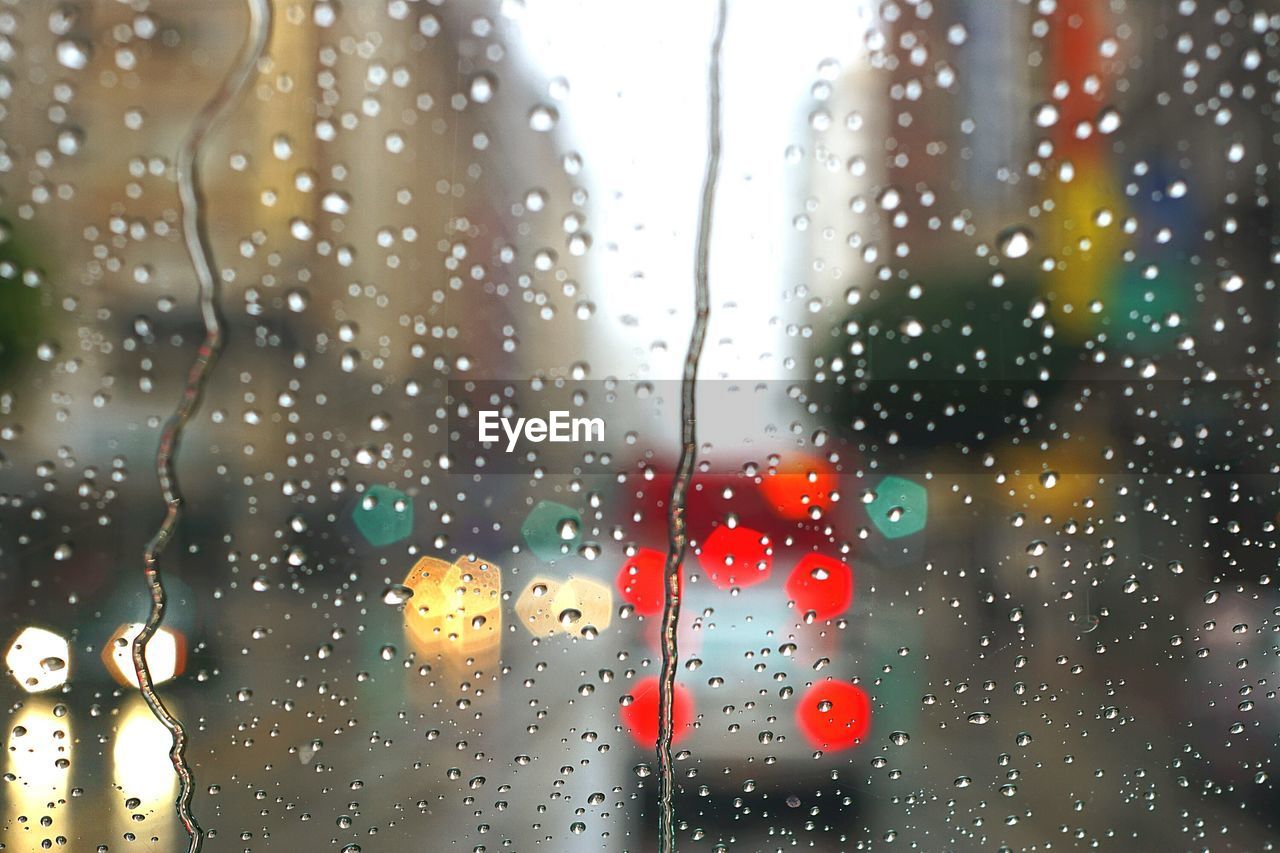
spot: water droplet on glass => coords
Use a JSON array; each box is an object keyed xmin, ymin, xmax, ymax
[
  {"xmin": 998, "ymin": 226, "xmax": 1033, "ymax": 259},
  {"xmin": 529, "ymin": 104, "xmax": 559, "ymax": 132}
]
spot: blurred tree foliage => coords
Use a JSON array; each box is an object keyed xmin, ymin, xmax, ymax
[
  {"xmin": 0, "ymin": 217, "xmax": 44, "ymax": 381},
  {"xmin": 818, "ymin": 276, "xmax": 1087, "ymax": 452}
]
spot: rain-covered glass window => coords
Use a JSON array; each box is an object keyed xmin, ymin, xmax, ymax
[{"xmin": 1, "ymin": 0, "xmax": 1277, "ymax": 851}]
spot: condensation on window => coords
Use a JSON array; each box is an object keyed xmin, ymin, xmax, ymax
[{"xmin": 1, "ymin": 1, "xmax": 1277, "ymax": 852}]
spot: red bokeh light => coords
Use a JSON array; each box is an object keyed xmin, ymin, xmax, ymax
[
  {"xmin": 621, "ymin": 676, "xmax": 693, "ymax": 745},
  {"xmin": 616, "ymin": 547, "xmax": 675, "ymax": 616},
  {"xmin": 759, "ymin": 453, "xmax": 835, "ymax": 521},
  {"xmin": 796, "ymin": 681, "xmax": 871, "ymax": 750},
  {"xmin": 784, "ymin": 554, "xmax": 854, "ymax": 620},
  {"xmin": 623, "ymin": 464, "xmax": 855, "ymax": 562},
  {"xmin": 698, "ymin": 524, "xmax": 772, "ymax": 589}
]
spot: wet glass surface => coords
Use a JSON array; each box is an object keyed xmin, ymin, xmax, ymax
[{"xmin": 1, "ymin": 1, "xmax": 1278, "ymax": 851}]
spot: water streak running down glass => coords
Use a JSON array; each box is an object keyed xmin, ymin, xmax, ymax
[
  {"xmin": 1, "ymin": 1, "xmax": 1278, "ymax": 851},
  {"xmin": 129, "ymin": 1, "xmax": 273, "ymax": 851},
  {"xmin": 657, "ymin": 3, "xmax": 725, "ymax": 851}
]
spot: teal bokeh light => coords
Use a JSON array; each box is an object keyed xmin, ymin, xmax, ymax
[
  {"xmin": 352, "ymin": 485, "xmax": 414, "ymax": 547},
  {"xmin": 867, "ymin": 476, "xmax": 927, "ymax": 539},
  {"xmin": 521, "ymin": 500, "xmax": 582, "ymax": 561}
]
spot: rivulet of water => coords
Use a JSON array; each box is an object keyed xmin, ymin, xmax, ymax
[
  {"xmin": 130, "ymin": 2, "xmax": 272, "ymax": 851},
  {"xmin": 656, "ymin": 2, "xmax": 727, "ymax": 850}
]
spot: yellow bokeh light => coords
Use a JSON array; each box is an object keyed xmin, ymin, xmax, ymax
[
  {"xmin": 556, "ymin": 576, "xmax": 612, "ymax": 634},
  {"xmin": 402, "ymin": 555, "xmax": 502, "ymax": 657},
  {"xmin": 998, "ymin": 439, "xmax": 1101, "ymax": 514},
  {"xmin": 515, "ymin": 575, "xmax": 612, "ymax": 637},
  {"xmin": 6, "ymin": 700, "xmax": 71, "ymax": 800},
  {"xmin": 5, "ymin": 626, "xmax": 70, "ymax": 693},
  {"xmin": 514, "ymin": 575, "xmax": 563, "ymax": 635},
  {"xmin": 101, "ymin": 623, "xmax": 186, "ymax": 688},
  {"xmin": 113, "ymin": 699, "xmax": 176, "ymax": 807},
  {"xmin": 4, "ymin": 700, "xmax": 72, "ymax": 848}
]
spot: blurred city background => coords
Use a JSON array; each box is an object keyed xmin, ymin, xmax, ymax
[{"xmin": 0, "ymin": 0, "xmax": 1277, "ymax": 850}]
